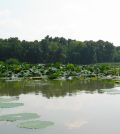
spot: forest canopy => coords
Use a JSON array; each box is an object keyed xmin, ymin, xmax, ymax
[{"xmin": 0, "ymin": 36, "xmax": 119, "ymax": 64}]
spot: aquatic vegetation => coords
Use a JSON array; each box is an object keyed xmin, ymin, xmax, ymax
[
  {"xmin": 48, "ymin": 71, "xmax": 61, "ymax": 79},
  {"xmin": 100, "ymin": 87, "xmax": 120, "ymax": 94},
  {"xmin": 0, "ymin": 103, "xmax": 24, "ymax": 108},
  {"xmin": 0, "ymin": 97, "xmax": 18, "ymax": 102},
  {"xmin": 0, "ymin": 113, "xmax": 39, "ymax": 121},
  {"xmin": 1, "ymin": 62, "xmax": 120, "ymax": 80},
  {"xmin": 17, "ymin": 120, "xmax": 54, "ymax": 129},
  {"xmin": 0, "ymin": 96, "xmax": 54, "ymax": 130},
  {"xmin": 112, "ymin": 79, "xmax": 120, "ymax": 84}
]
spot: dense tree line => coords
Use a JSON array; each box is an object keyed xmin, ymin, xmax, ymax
[{"xmin": 0, "ymin": 36, "xmax": 119, "ymax": 64}]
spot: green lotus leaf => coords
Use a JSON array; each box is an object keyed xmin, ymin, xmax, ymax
[
  {"xmin": 0, "ymin": 102, "xmax": 23, "ymax": 108},
  {"xmin": 17, "ymin": 120, "xmax": 54, "ymax": 129},
  {"xmin": 0, "ymin": 113, "xmax": 40, "ymax": 121}
]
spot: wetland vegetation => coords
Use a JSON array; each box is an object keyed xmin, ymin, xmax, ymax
[
  {"xmin": 0, "ymin": 37, "xmax": 120, "ymax": 133},
  {"xmin": 0, "ymin": 62, "xmax": 120, "ymax": 82}
]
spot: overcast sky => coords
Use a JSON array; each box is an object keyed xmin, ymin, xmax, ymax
[{"xmin": 0, "ymin": 0, "xmax": 120, "ymax": 45}]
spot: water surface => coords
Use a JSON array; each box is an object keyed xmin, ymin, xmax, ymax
[{"xmin": 0, "ymin": 80, "xmax": 120, "ymax": 134}]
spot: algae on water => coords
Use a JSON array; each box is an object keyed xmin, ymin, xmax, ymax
[
  {"xmin": 0, "ymin": 113, "xmax": 40, "ymax": 121},
  {"xmin": 17, "ymin": 120, "xmax": 54, "ymax": 129}
]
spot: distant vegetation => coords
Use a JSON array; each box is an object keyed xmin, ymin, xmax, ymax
[
  {"xmin": 0, "ymin": 62, "xmax": 120, "ymax": 81},
  {"xmin": 0, "ymin": 36, "xmax": 120, "ymax": 64}
]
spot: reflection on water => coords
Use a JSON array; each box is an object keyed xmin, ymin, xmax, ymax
[
  {"xmin": 0, "ymin": 80, "xmax": 120, "ymax": 134},
  {"xmin": 65, "ymin": 120, "xmax": 88, "ymax": 129},
  {"xmin": 0, "ymin": 80, "xmax": 114, "ymax": 97}
]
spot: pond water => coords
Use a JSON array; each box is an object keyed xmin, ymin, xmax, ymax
[{"xmin": 0, "ymin": 79, "xmax": 120, "ymax": 134}]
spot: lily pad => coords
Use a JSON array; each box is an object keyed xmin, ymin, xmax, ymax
[
  {"xmin": 17, "ymin": 120, "xmax": 54, "ymax": 129},
  {"xmin": 0, "ymin": 102, "xmax": 23, "ymax": 108},
  {"xmin": 0, "ymin": 97, "xmax": 18, "ymax": 102},
  {"xmin": 0, "ymin": 113, "xmax": 39, "ymax": 121},
  {"xmin": 100, "ymin": 87, "xmax": 120, "ymax": 94}
]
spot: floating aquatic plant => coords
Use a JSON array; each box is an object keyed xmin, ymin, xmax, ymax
[
  {"xmin": 100, "ymin": 87, "xmax": 120, "ymax": 94},
  {"xmin": 0, "ymin": 102, "xmax": 23, "ymax": 108},
  {"xmin": 17, "ymin": 120, "xmax": 54, "ymax": 129},
  {"xmin": 0, "ymin": 97, "xmax": 18, "ymax": 102},
  {"xmin": 0, "ymin": 113, "xmax": 39, "ymax": 121},
  {"xmin": 0, "ymin": 62, "xmax": 120, "ymax": 80}
]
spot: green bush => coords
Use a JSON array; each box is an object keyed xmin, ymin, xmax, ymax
[{"xmin": 5, "ymin": 58, "xmax": 20, "ymax": 64}]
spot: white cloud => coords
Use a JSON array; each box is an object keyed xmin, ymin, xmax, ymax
[
  {"xmin": 0, "ymin": 10, "xmax": 11, "ymax": 17},
  {"xmin": 0, "ymin": 9, "xmax": 22, "ymax": 38}
]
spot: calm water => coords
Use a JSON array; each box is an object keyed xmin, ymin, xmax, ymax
[{"xmin": 0, "ymin": 80, "xmax": 120, "ymax": 134}]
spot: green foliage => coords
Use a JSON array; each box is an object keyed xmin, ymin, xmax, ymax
[
  {"xmin": 0, "ymin": 36, "xmax": 117, "ymax": 64},
  {"xmin": 5, "ymin": 58, "xmax": 20, "ymax": 64},
  {"xmin": 0, "ymin": 62, "xmax": 120, "ymax": 80},
  {"xmin": 48, "ymin": 71, "xmax": 61, "ymax": 79},
  {"xmin": 66, "ymin": 64, "xmax": 75, "ymax": 71},
  {"xmin": 99, "ymin": 64, "xmax": 110, "ymax": 73}
]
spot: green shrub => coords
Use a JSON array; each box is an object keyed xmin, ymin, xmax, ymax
[{"xmin": 5, "ymin": 58, "xmax": 20, "ymax": 64}]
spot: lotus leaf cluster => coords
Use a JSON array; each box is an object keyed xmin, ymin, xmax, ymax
[
  {"xmin": 1, "ymin": 62, "xmax": 120, "ymax": 81},
  {"xmin": 0, "ymin": 96, "xmax": 54, "ymax": 129},
  {"xmin": 0, "ymin": 112, "xmax": 54, "ymax": 129}
]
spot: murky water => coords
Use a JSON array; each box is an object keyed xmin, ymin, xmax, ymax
[{"xmin": 0, "ymin": 80, "xmax": 120, "ymax": 134}]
